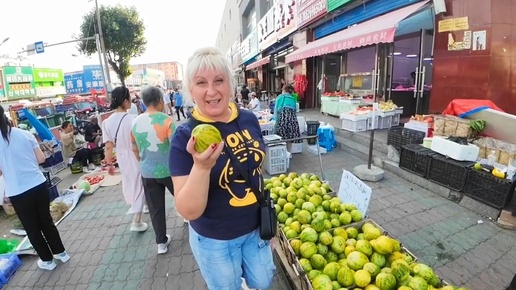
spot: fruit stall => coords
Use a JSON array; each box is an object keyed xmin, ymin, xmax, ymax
[
  {"xmin": 266, "ymin": 171, "xmax": 466, "ymax": 290},
  {"xmin": 388, "ymin": 101, "xmax": 516, "ymax": 217},
  {"xmin": 339, "ymin": 101, "xmax": 402, "ymax": 133}
]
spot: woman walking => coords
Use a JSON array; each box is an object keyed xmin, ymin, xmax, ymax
[
  {"xmin": 0, "ymin": 106, "xmax": 69, "ymax": 271},
  {"xmin": 169, "ymin": 47, "xmax": 275, "ymax": 290},
  {"xmin": 102, "ymin": 86, "xmax": 147, "ymax": 232}
]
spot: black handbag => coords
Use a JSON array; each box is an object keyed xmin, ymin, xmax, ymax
[{"xmin": 224, "ymin": 146, "xmax": 277, "ymax": 240}]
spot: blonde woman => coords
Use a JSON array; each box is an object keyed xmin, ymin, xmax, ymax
[{"xmin": 169, "ymin": 47, "xmax": 275, "ymax": 290}]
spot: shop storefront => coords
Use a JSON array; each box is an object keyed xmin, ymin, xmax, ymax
[
  {"xmin": 32, "ymin": 68, "xmax": 66, "ymax": 98},
  {"xmin": 241, "ymin": 28, "xmax": 261, "ymax": 92},
  {"xmin": 286, "ymin": 0, "xmax": 433, "ymax": 117},
  {"xmin": 256, "ymin": 0, "xmax": 298, "ymax": 96},
  {"xmin": 227, "ymin": 39, "xmax": 244, "ymax": 87},
  {"xmin": 1, "ymin": 66, "xmax": 37, "ymax": 100}
]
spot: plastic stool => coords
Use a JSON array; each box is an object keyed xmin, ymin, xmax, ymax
[{"xmin": 317, "ymin": 127, "xmax": 336, "ymax": 152}]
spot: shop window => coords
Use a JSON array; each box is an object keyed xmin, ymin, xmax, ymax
[
  {"xmin": 323, "ymin": 55, "xmax": 341, "ymax": 92},
  {"xmin": 346, "ymin": 46, "xmax": 376, "ymax": 74}
]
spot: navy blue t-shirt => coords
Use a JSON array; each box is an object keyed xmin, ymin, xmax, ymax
[{"xmin": 169, "ymin": 104, "xmax": 266, "ymax": 240}]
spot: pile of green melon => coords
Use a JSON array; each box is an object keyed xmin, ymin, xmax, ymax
[{"xmin": 265, "ymin": 173, "xmax": 467, "ymax": 290}]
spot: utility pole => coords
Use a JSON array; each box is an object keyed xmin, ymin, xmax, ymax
[{"xmin": 95, "ymin": 0, "xmax": 111, "ymax": 85}]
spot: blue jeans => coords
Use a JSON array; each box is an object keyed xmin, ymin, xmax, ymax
[{"xmin": 189, "ymin": 225, "xmax": 276, "ymax": 290}]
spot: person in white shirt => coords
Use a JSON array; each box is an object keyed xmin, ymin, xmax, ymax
[
  {"xmin": 0, "ymin": 106, "xmax": 69, "ymax": 271},
  {"xmin": 248, "ymin": 92, "xmax": 261, "ymax": 112}
]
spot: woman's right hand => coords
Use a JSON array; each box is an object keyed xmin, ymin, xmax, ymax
[{"xmin": 186, "ymin": 137, "xmax": 224, "ymax": 170}]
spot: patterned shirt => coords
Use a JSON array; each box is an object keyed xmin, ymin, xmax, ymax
[{"xmin": 131, "ymin": 112, "xmax": 175, "ymax": 179}]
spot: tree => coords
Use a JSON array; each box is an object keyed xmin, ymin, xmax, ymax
[{"xmin": 77, "ymin": 5, "xmax": 146, "ymax": 86}]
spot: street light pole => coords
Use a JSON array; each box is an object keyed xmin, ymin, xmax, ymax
[
  {"xmin": 0, "ymin": 37, "xmax": 9, "ymax": 47},
  {"xmin": 94, "ymin": 0, "xmax": 111, "ymax": 85}
]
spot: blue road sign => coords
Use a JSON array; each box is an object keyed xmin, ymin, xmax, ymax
[{"xmin": 35, "ymin": 41, "xmax": 44, "ymax": 54}]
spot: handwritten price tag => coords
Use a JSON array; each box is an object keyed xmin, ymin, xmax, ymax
[{"xmin": 337, "ymin": 170, "xmax": 372, "ymax": 216}]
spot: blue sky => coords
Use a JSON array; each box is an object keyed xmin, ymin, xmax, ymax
[{"xmin": 0, "ymin": 0, "xmax": 226, "ymax": 73}]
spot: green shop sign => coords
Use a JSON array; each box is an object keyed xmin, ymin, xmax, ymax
[
  {"xmin": 33, "ymin": 68, "xmax": 64, "ymax": 83},
  {"xmin": 0, "ymin": 69, "xmax": 5, "ymax": 101},
  {"xmin": 327, "ymin": 0, "xmax": 354, "ymax": 12},
  {"xmin": 3, "ymin": 66, "xmax": 36, "ymax": 99}
]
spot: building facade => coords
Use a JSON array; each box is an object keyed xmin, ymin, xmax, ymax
[
  {"xmin": 130, "ymin": 61, "xmax": 183, "ymax": 82},
  {"xmin": 215, "ymin": 0, "xmax": 243, "ymax": 57},
  {"xmin": 221, "ymin": 0, "xmax": 516, "ymax": 115}
]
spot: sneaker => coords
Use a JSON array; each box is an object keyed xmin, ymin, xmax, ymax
[
  {"xmin": 183, "ymin": 219, "xmax": 189, "ymax": 224},
  {"xmin": 130, "ymin": 222, "xmax": 148, "ymax": 232},
  {"xmin": 54, "ymin": 251, "xmax": 70, "ymax": 263},
  {"xmin": 157, "ymin": 234, "xmax": 171, "ymax": 254},
  {"xmin": 37, "ymin": 259, "xmax": 57, "ymax": 271},
  {"xmin": 143, "ymin": 205, "xmax": 149, "ymax": 214}
]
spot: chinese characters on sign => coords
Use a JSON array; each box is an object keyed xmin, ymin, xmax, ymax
[
  {"xmin": 286, "ymin": 29, "xmax": 394, "ymax": 63},
  {"xmin": 258, "ymin": 0, "xmax": 298, "ymax": 51},
  {"xmin": 82, "ymin": 65, "xmax": 105, "ymax": 91},
  {"xmin": 6, "ymin": 75, "xmax": 33, "ymax": 83},
  {"xmin": 2, "ymin": 66, "xmax": 37, "ymax": 99},
  {"xmin": 297, "ymin": 0, "xmax": 327, "ymax": 28},
  {"xmin": 7, "ymin": 84, "xmax": 36, "ymax": 98},
  {"xmin": 38, "ymin": 71, "xmax": 59, "ymax": 79},
  {"xmin": 64, "ymin": 73, "xmax": 85, "ymax": 94}
]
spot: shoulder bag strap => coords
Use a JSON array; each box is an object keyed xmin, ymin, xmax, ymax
[{"xmin": 114, "ymin": 114, "xmax": 128, "ymax": 144}]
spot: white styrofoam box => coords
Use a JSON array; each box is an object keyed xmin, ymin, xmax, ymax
[
  {"xmin": 291, "ymin": 143, "xmax": 303, "ymax": 154},
  {"xmin": 306, "ymin": 145, "xmax": 327, "ymax": 155},
  {"xmin": 404, "ymin": 120, "xmax": 431, "ymax": 134},
  {"xmin": 297, "ymin": 116, "xmax": 306, "ymax": 133},
  {"xmin": 340, "ymin": 112, "xmax": 370, "ymax": 121},
  {"xmin": 430, "ymin": 136, "xmax": 480, "ymax": 161}
]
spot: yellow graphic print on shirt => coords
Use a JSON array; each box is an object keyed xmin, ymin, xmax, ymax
[{"xmin": 219, "ymin": 129, "xmax": 265, "ymax": 207}]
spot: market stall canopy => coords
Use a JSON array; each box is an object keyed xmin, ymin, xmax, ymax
[
  {"xmin": 285, "ymin": 1, "xmax": 430, "ymax": 64},
  {"xmin": 245, "ymin": 56, "xmax": 271, "ymax": 71}
]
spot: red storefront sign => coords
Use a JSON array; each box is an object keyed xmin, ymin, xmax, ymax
[{"xmin": 297, "ymin": 0, "xmax": 328, "ymax": 28}]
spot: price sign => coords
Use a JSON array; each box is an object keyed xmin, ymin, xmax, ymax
[
  {"xmin": 337, "ymin": 170, "xmax": 372, "ymax": 216},
  {"xmin": 352, "ymin": 76, "xmax": 363, "ymax": 88}
]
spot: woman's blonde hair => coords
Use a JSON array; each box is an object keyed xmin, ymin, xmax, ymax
[{"xmin": 183, "ymin": 47, "xmax": 235, "ymax": 102}]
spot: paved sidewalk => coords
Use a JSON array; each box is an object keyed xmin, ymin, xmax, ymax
[{"xmin": 6, "ymin": 147, "xmax": 516, "ymax": 289}]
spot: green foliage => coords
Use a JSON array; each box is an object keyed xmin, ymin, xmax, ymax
[{"xmin": 77, "ymin": 5, "xmax": 146, "ymax": 85}]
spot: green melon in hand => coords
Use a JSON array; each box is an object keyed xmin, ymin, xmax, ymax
[{"xmin": 192, "ymin": 124, "xmax": 222, "ymax": 152}]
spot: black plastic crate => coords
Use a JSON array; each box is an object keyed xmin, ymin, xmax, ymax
[
  {"xmin": 463, "ymin": 169, "xmax": 516, "ymax": 209},
  {"xmin": 306, "ymin": 121, "xmax": 320, "ymax": 145},
  {"xmin": 399, "ymin": 144, "xmax": 433, "ymax": 177},
  {"xmin": 387, "ymin": 127, "xmax": 426, "ymax": 151},
  {"xmin": 427, "ymin": 154, "xmax": 474, "ymax": 192}
]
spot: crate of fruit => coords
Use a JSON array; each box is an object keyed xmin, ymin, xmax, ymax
[
  {"xmin": 0, "ymin": 253, "xmax": 22, "ymax": 287},
  {"xmin": 463, "ymin": 168, "xmax": 516, "ymax": 209},
  {"xmin": 283, "ymin": 219, "xmax": 461, "ymax": 290}
]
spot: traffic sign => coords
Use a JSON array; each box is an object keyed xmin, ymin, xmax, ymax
[{"xmin": 35, "ymin": 41, "xmax": 44, "ymax": 54}]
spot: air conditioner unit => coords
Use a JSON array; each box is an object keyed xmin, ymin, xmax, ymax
[{"xmin": 433, "ymin": 0, "xmax": 447, "ymax": 15}]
